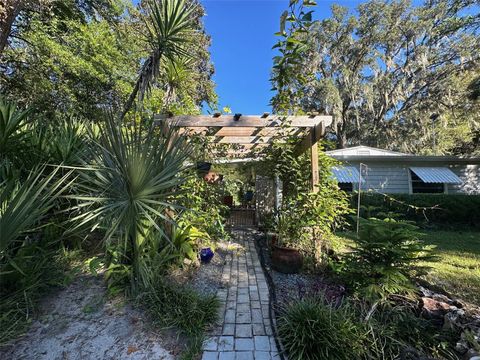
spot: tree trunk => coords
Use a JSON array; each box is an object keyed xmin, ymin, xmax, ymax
[
  {"xmin": 337, "ymin": 122, "xmax": 347, "ymax": 149},
  {"xmin": 0, "ymin": 0, "xmax": 23, "ymax": 54},
  {"xmin": 119, "ymin": 80, "xmax": 140, "ymax": 121}
]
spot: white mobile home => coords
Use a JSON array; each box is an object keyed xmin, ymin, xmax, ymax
[{"xmin": 327, "ymin": 146, "xmax": 480, "ymax": 195}]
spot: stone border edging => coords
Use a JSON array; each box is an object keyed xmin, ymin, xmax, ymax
[{"xmin": 253, "ymin": 232, "xmax": 288, "ymax": 360}]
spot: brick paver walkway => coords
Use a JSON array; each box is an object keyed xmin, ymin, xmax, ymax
[{"xmin": 202, "ymin": 227, "xmax": 279, "ymax": 360}]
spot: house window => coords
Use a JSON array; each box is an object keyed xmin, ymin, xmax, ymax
[
  {"xmin": 338, "ymin": 182, "xmax": 353, "ymax": 192},
  {"xmin": 410, "ymin": 170, "xmax": 445, "ymax": 193}
]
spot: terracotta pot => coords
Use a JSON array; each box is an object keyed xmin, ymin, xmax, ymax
[
  {"xmin": 223, "ymin": 195, "xmax": 233, "ymax": 206},
  {"xmin": 271, "ymin": 245, "xmax": 303, "ymax": 274}
]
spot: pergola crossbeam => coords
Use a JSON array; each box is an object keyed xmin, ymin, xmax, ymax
[
  {"xmin": 155, "ymin": 114, "xmax": 331, "ymax": 128},
  {"xmin": 156, "ymin": 114, "xmax": 333, "ymax": 191}
]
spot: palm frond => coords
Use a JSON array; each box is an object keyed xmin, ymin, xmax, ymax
[
  {"xmin": 0, "ymin": 166, "xmax": 74, "ymax": 255},
  {"xmin": 121, "ymin": 0, "xmax": 197, "ymax": 119},
  {"xmin": 69, "ymin": 114, "xmax": 191, "ymax": 291}
]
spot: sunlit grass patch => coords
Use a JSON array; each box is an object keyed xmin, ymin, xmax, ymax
[{"xmin": 419, "ymin": 231, "xmax": 480, "ymax": 304}]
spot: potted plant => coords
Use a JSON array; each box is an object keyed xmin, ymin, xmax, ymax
[
  {"xmin": 271, "ymin": 213, "xmax": 304, "ymax": 274},
  {"xmin": 244, "ymin": 190, "xmax": 254, "ymax": 202},
  {"xmin": 223, "ymin": 195, "xmax": 233, "ymax": 206},
  {"xmin": 196, "ymin": 161, "xmax": 212, "ymax": 174}
]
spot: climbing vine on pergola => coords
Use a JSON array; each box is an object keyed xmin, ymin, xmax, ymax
[{"xmin": 156, "ymin": 114, "xmax": 333, "ymax": 191}]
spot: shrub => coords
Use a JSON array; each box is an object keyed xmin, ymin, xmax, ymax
[
  {"xmin": 277, "ymin": 297, "xmax": 364, "ymax": 360},
  {"xmin": 340, "ymin": 218, "xmax": 434, "ymax": 302},
  {"xmin": 351, "ymin": 192, "xmax": 480, "ymax": 228},
  {"xmin": 70, "ymin": 115, "xmax": 190, "ymax": 294},
  {"xmin": 141, "ymin": 279, "xmax": 219, "ymax": 359},
  {"xmin": 176, "ymin": 174, "xmax": 230, "ymax": 242},
  {"xmin": 277, "ymin": 296, "xmax": 459, "ymax": 360},
  {"xmin": 367, "ymin": 305, "xmax": 460, "ymax": 359},
  {"xmin": 142, "ymin": 280, "xmax": 219, "ymax": 337},
  {"xmin": 258, "ymin": 141, "xmax": 352, "ymax": 266}
]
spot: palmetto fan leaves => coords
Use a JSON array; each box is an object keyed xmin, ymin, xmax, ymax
[
  {"xmin": 0, "ymin": 97, "xmax": 30, "ymax": 164},
  {"xmin": 121, "ymin": 0, "xmax": 196, "ymax": 119},
  {"xmin": 70, "ymin": 114, "xmax": 191, "ymax": 291},
  {"xmin": 0, "ymin": 167, "xmax": 73, "ymax": 256},
  {"xmin": 163, "ymin": 57, "xmax": 195, "ymax": 105}
]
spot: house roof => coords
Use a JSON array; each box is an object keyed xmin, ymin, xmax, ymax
[
  {"xmin": 326, "ymin": 145, "xmax": 408, "ymax": 156},
  {"xmin": 327, "ymin": 146, "xmax": 480, "ymax": 164}
]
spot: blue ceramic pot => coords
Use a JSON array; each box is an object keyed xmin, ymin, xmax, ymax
[
  {"xmin": 200, "ymin": 248, "xmax": 214, "ymax": 263},
  {"xmin": 244, "ymin": 190, "xmax": 254, "ymax": 201}
]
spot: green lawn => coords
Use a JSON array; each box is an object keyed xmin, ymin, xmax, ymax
[
  {"xmin": 332, "ymin": 230, "xmax": 480, "ymax": 305},
  {"xmin": 419, "ymin": 230, "xmax": 480, "ymax": 305}
]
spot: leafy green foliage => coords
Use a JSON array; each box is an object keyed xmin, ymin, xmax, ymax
[
  {"xmin": 143, "ymin": 280, "xmax": 219, "ymax": 337},
  {"xmin": 70, "ymin": 115, "xmax": 190, "ymax": 293},
  {"xmin": 0, "ymin": 167, "xmax": 73, "ymax": 257},
  {"xmin": 352, "ymin": 192, "xmax": 480, "ymax": 229},
  {"xmin": 141, "ymin": 279, "xmax": 219, "ymax": 359},
  {"xmin": 0, "ymin": 97, "xmax": 31, "ymax": 175},
  {"xmin": 277, "ymin": 296, "xmax": 364, "ymax": 360},
  {"xmin": 341, "ymin": 218, "xmax": 433, "ymax": 302},
  {"xmin": 258, "ymin": 141, "xmax": 351, "ymax": 266},
  {"xmin": 121, "ymin": 0, "xmax": 200, "ymax": 118},
  {"xmin": 31, "ymin": 118, "xmax": 91, "ymax": 166},
  {"xmin": 170, "ymin": 222, "xmax": 209, "ymax": 264},
  {"xmin": 176, "ymin": 173, "xmax": 230, "ymax": 241},
  {"xmin": 271, "ymin": 0, "xmax": 317, "ymax": 113},
  {"xmin": 2, "ymin": 0, "xmax": 216, "ymax": 121},
  {"xmin": 278, "ymin": 295, "xmax": 459, "ymax": 360}
]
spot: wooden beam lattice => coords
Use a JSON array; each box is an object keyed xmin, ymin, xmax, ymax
[
  {"xmin": 154, "ymin": 114, "xmax": 331, "ymax": 128},
  {"xmin": 156, "ymin": 114, "xmax": 332, "ymax": 190}
]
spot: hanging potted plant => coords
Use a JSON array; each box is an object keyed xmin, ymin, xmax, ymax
[
  {"xmin": 196, "ymin": 161, "xmax": 212, "ymax": 173},
  {"xmin": 271, "ymin": 213, "xmax": 303, "ymax": 274}
]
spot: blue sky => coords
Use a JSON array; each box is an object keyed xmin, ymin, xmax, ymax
[{"xmin": 202, "ymin": 0, "xmax": 361, "ymax": 114}]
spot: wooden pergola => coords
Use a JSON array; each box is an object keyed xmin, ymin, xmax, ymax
[{"xmin": 155, "ymin": 114, "xmax": 333, "ymax": 190}]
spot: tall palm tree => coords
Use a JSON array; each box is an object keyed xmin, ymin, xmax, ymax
[{"xmin": 120, "ymin": 0, "xmax": 196, "ymax": 120}]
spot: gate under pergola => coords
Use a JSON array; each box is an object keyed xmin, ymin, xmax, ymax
[{"xmin": 155, "ymin": 113, "xmax": 333, "ymax": 192}]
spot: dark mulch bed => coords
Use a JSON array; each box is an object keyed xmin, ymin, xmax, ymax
[{"xmin": 254, "ymin": 233, "xmax": 345, "ymax": 306}]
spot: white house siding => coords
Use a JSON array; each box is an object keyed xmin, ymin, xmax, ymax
[
  {"xmin": 338, "ymin": 161, "xmax": 480, "ymax": 195},
  {"xmin": 448, "ymin": 165, "xmax": 480, "ymax": 194},
  {"xmin": 344, "ymin": 162, "xmax": 411, "ymax": 193}
]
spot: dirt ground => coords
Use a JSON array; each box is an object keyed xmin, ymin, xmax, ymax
[{"xmin": 0, "ymin": 274, "xmax": 177, "ymax": 360}]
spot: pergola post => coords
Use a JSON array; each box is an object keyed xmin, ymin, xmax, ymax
[{"xmin": 309, "ymin": 123, "xmax": 323, "ymax": 193}]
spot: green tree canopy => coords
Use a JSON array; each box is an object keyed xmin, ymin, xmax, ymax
[
  {"xmin": 278, "ymin": 0, "xmax": 480, "ymax": 154},
  {"xmin": 0, "ymin": 0, "xmax": 216, "ymax": 121}
]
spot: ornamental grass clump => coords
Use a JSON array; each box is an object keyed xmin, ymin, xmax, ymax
[{"xmin": 277, "ymin": 296, "xmax": 364, "ymax": 360}]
